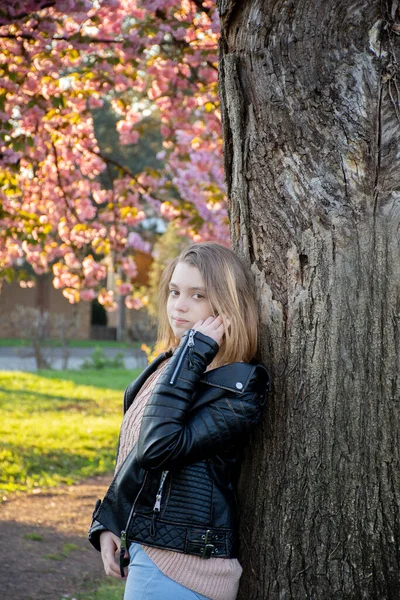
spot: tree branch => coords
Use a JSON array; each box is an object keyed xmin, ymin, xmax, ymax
[
  {"xmin": 94, "ymin": 151, "xmax": 152, "ymax": 198},
  {"xmin": 51, "ymin": 140, "xmax": 80, "ymax": 222},
  {"xmin": 0, "ymin": 2, "xmax": 56, "ymax": 22}
]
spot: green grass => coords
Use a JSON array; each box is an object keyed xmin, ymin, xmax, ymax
[
  {"xmin": 0, "ymin": 368, "xmax": 141, "ymax": 496},
  {"xmin": 24, "ymin": 532, "xmax": 44, "ymax": 541},
  {"xmin": 75, "ymin": 579, "xmax": 125, "ymax": 600},
  {"xmin": 38, "ymin": 369, "xmax": 137, "ymax": 391},
  {"xmin": 43, "ymin": 542, "xmax": 81, "ymax": 561},
  {"xmin": 0, "ymin": 338, "xmax": 142, "ymax": 349}
]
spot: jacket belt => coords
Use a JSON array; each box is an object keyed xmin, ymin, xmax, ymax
[
  {"xmin": 185, "ymin": 527, "xmax": 234, "ymax": 558},
  {"xmin": 127, "ymin": 514, "xmax": 237, "ymax": 559}
]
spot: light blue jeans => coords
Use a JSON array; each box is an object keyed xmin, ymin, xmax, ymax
[{"xmin": 124, "ymin": 543, "xmax": 211, "ymax": 600}]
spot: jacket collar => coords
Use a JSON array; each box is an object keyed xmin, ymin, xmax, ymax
[
  {"xmin": 124, "ymin": 352, "xmax": 270, "ymax": 413},
  {"xmin": 201, "ymin": 362, "xmax": 270, "ymax": 394}
]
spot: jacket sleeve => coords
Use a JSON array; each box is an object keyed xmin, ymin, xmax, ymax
[
  {"xmin": 88, "ymin": 499, "xmax": 107, "ymax": 552},
  {"xmin": 88, "ymin": 519, "xmax": 107, "ymax": 552},
  {"xmin": 136, "ymin": 329, "xmax": 267, "ymax": 471}
]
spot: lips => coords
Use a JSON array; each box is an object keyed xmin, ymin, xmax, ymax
[{"xmin": 173, "ymin": 317, "xmax": 189, "ymax": 324}]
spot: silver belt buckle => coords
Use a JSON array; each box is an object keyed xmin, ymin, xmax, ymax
[{"xmin": 201, "ymin": 529, "xmax": 215, "ymax": 559}]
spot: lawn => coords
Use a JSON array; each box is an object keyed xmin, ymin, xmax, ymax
[
  {"xmin": 0, "ymin": 368, "xmax": 141, "ymax": 497},
  {"xmin": 77, "ymin": 580, "xmax": 125, "ymax": 600}
]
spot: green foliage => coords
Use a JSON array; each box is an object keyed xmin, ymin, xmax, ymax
[
  {"xmin": 80, "ymin": 347, "xmax": 126, "ymax": 370},
  {"xmin": 0, "ymin": 369, "xmax": 139, "ymax": 495},
  {"xmin": 76, "ymin": 579, "xmax": 125, "ymax": 600},
  {"xmin": 92, "ymin": 101, "xmax": 163, "ymax": 190}
]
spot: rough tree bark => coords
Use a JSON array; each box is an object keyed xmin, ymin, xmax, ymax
[{"xmin": 217, "ymin": 1, "xmax": 400, "ymax": 598}]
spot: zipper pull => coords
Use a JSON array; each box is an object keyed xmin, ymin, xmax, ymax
[
  {"xmin": 119, "ymin": 531, "xmax": 127, "ymax": 578},
  {"xmin": 121, "ymin": 530, "xmax": 127, "ymax": 549},
  {"xmin": 188, "ymin": 329, "xmax": 195, "ymax": 346},
  {"xmin": 153, "ymin": 470, "xmax": 168, "ymax": 512},
  {"xmin": 153, "ymin": 495, "xmax": 161, "ymax": 512}
]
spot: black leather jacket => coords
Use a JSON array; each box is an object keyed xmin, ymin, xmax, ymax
[{"xmin": 88, "ymin": 329, "xmax": 269, "ymax": 569}]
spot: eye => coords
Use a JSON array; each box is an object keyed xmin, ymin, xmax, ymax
[
  {"xmin": 193, "ymin": 293, "xmax": 204, "ymax": 299},
  {"xmin": 169, "ymin": 289, "xmax": 179, "ymax": 296}
]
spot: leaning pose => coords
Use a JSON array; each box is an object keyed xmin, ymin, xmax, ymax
[{"xmin": 89, "ymin": 242, "xmax": 269, "ymax": 600}]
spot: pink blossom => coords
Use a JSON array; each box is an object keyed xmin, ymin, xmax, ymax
[
  {"xmin": 80, "ymin": 289, "xmax": 96, "ymax": 301},
  {"xmin": 0, "ymin": 0, "xmax": 227, "ymax": 297},
  {"xmin": 89, "ymin": 96, "xmax": 104, "ymax": 109},
  {"xmin": 98, "ymin": 288, "xmax": 118, "ymax": 312},
  {"xmin": 125, "ymin": 295, "xmax": 145, "ymax": 310},
  {"xmin": 19, "ymin": 280, "xmax": 35, "ymax": 289},
  {"xmin": 160, "ymin": 202, "xmax": 181, "ymax": 219},
  {"xmin": 62, "ymin": 288, "xmax": 80, "ymax": 304},
  {"xmin": 127, "ymin": 232, "xmax": 151, "ymax": 253},
  {"xmin": 117, "ymin": 282, "xmax": 133, "ymax": 296},
  {"xmin": 121, "ymin": 257, "xmax": 138, "ymax": 279}
]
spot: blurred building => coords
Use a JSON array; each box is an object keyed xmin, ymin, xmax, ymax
[{"xmin": 0, "ymin": 251, "xmax": 155, "ymax": 341}]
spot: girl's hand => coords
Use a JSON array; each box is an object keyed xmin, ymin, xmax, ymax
[
  {"xmin": 100, "ymin": 530, "xmax": 127, "ymax": 579},
  {"xmin": 193, "ymin": 315, "xmax": 229, "ymax": 346}
]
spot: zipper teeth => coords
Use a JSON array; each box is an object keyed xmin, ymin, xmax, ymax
[
  {"xmin": 169, "ymin": 330, "xmax": 195, "ymax": 385},
  {"xmin": 153, "ymin": 470, "xmax": 169, "ymax": 512},
  {"xmin": 157, "ymin": 471, "xmax": 168, "ymax": 495},
  {"xmin": 169, "ymin": 347, "xmax": 187, "ymax": 385}
]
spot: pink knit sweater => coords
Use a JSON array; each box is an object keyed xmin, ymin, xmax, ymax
[{"xmin": 115, "ymin": 359, "xmax": 242, "ymax": 600}]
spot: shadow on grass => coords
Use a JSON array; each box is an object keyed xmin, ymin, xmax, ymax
[
  {"xmin": 0, "ymin": 386, "xmax": 97, "ymax": 408},
  {"xmin": 37, "ymin": 369, "xmax": 142, "ymax": 391}
]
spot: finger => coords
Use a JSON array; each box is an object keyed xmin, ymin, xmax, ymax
[
  {"xmin": 203, "ymin": 316, "xmax": 222, "ymax": 327},
  {"xmin": 102, "ymin": 548, "xmax": 120, "ymax": 572},
  {"xmin": 193, "ymin": 319, "xmax": 205, "ymax": 329},
  {"xmin": 105, "ymin": 556, "xmax": 123, "ymax": 578},
  {"xmin": 105, "ymin": 566, "xmax": 123, "ymax": 579},
  {"xmin": 203, "ymin": 316, "xmax": 215, "ymax": 324}
]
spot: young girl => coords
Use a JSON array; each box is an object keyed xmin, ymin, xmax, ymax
[{"xmin": 89, "ymin": 242, "xmax": 269, "ymax": 600}]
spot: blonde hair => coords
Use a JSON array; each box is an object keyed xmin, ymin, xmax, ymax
[{"xmin": 157, "ymin": 242, "xmax": 259, "ymax": 367}]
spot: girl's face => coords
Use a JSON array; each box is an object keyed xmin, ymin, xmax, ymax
[{"xmin": 167, "ymin": 261, "xmax": 214, "ymax": 339}]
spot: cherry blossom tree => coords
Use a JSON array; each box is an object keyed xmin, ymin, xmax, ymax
[{"xmin": 0, "ymin": 0, "xmax": 226, "ymax": 310}]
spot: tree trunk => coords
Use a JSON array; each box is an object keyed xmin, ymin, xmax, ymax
[{"xmin": 217, "ymin": 1, "xmax": 400, "ymax": 598}]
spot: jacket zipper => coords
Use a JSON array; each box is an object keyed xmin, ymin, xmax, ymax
[
  {"xmin": 119, "ymin": 471, "xmax": 149, "ymax": 575},
  {"xmin": 153, "ymin": 470, "xmax": 169, "ymax": 511},
  {"xmin": 169, "ymin": 329, "xmax": 196, "ymax": 385},
  {"xmin": 151, "ymin": 470, "xmax": 169, "ymax": 536}
]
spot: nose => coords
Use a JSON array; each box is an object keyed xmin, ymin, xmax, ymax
[{"xmin": 174, "ymin": 294, "xmax": 188, "ymax": 312}]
